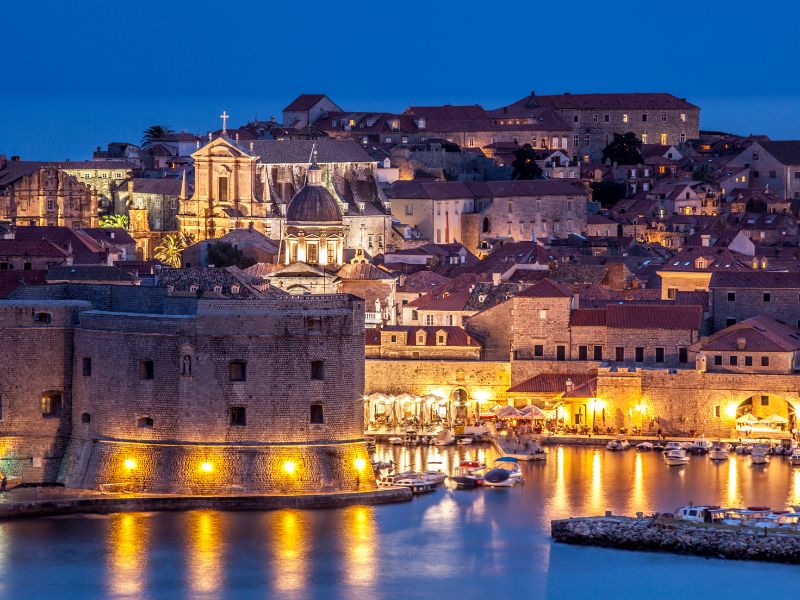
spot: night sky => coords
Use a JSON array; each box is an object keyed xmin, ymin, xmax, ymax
[{"xmin": 2, "ymin": 0, "xmax": 799, "ymax": 160}]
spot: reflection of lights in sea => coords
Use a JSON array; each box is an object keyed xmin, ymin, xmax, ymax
[
  {"xmin": 187, "ymin": 510, "xmax": 222, "ymax": 594},
  {"xmin": 107, "ymin": 512, "xmax": 149, "ymax": 598},
  {"xmin": 341, "ymin": 505, "xmax": 377, "ymax": 586},
  {"xmin": 271, "ymin": 509, "xmax": 307, "ymax": 592},
  {"xmin": 727, "ymin": 456, "xmax": 739, "ymax": 507}
]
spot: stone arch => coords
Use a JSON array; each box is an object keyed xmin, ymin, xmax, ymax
[{"xmin": 728, "ymin": 392, "xmax": 799, "ymax": 434}]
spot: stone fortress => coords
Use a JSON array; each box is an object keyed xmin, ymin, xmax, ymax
[{"xmin": 0, "ymin": 286, "xmax": 373, "ymax": 493}]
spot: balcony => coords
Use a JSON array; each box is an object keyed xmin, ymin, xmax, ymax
[{"xmin": 365, "ymin": 311, "xmax": 383, "ymax": 325}]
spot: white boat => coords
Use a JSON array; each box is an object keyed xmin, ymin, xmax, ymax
[
  {"xmin": 708, "ymin": 442, "xmax": 730, "ymax": 461},
  {"xmin": 788, "ymin": 448, "xmax": 800, "ymax": 466},
  {"xmin": 664, "ymin": 448, "xmax": 690, "ymax": 466},
  {"xmin": 690, "ymin": 438, "xmax": 711, "ymax": 454},
  {"xmin": 393, "ymin": 477, "xmax": 438, "ymax": 494},
  {"xmin": 663, "ymin": 441, "xmax": 682, "ymax": 452},
  {"xmin": 674, "ymin": 505, "xmax": 727, "ymax": 523},
  {"xmin": 679, "ymin": 441, "xmax": 693, "ymax": 450},
  {"xmin": 448, "ymin": 460, "xmax": 487, "ymax": 489},
  {"xmin": 456, "ymin": 437, "xmax": 473, "ymax": 445},
  {"xmin": 387, "ymin": 436, "xmax": 403, "ymax": 445},
  {"xmin": 433, "ymin": 430, "xmax": 455, "ymax": 446},
  {"xmin": 637, "ymin": 441, "xmax": 654, "ymax": 451},
  {"xmin": 482, "ymin": 457, "xmax": 524, "ymax": 488},
  {"xmin": 508, "ymin": 441, "xmax": 547, "ymax": 461},
  {"xmin": 735, "ymin": 443, "xmax": 752, "ymax": 455},
  {"xmin": 606, "ymin": 438, "xmax": 631, "ymax": 451},
  {"xmin": 750, "ymin": 444, "xmax": 770, "ymax": 465}
]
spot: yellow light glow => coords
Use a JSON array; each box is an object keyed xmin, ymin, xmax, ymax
[
  {"xmin": 635, "ymin": 402, "xmax": 646, "ymax": 414},
  {"xmin": 200, "ymin": 461, "xmax": 214, "ymax": 473},
  {"xmin": 725, "ymin": 402, "xmax": 738, "ymax": 418},
  {"xmin": 283, "ymin": 460, "xmax": 296, "ymax": 475},
  {"xmin": 354, "ymin": 458, "xmax": 366, "ymax": 471},
  {"xmin": 123, "ymin": 459, "xmax": 137, "ymax": 471},
  {"xmin": 472, "ymin": 389, "xmax": 492, "ymax": 403}
]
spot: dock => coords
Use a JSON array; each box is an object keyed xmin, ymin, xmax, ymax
[{"xmin": 551, "ymin": 515, "xmax": 800, "ymax": 564}]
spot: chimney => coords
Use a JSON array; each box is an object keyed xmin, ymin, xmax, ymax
[
  {"xmin": 736, "ymin": 337, "xmax": 746, "ymax": 351},
  {"xmin": 0, "ymin": 155, "xmax": 6, "ymax": 170},
  {"xmin": 701, "ymin": 234, "xmax": 711, "ymax": 247}
]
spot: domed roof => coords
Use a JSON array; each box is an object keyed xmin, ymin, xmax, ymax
[{"xmin": 286, "ymin": 184, "xmax": 342, "ymax": 223}]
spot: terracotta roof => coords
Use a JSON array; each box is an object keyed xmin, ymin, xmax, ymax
[
  {"xmin": 408, "ymin": 288, "xmax": 473, "ymax": 311},
  {"xmin": 499, "ymin": 92, "xmax": 698, "ymax": 111},
  {"xmin": 570, "ymin": 308, "xmax": 606, "ymax": 326},
  {"xmin": 370, "ymin": 325, "xmax": 480, "ymax": 347},
  {"xmin": 516, "ymin": 279, "xmax": 573, "ymax": 298},
  {"xmin": 125, "ymin": 177, "xmax": 183, "ymax": 195},
  {"xmin": 605, "ymin": 304, "xmax": 703, "ymax": 330},
  {"xmin": 698, "ymin": 315, "xmax": 800, "ymax": 353},
  {"xmin": 284, "ymin": 94, "xmax": 329, "ymax": 112},
  {"xmin": 242, "ymin": 139, "xmax": 373, "ymax": 164},
  {"xmin": 709, "ymin": 271, "xmax": 800, "ymax": 289},
  {"xmin": 82, "ymin": 228, "xmax": 136, "ymax": 246},
  {"xmin": 508, "ymin": 372, "xmax": 597, "ymax": 395},
  {"xmin": 0, "ymin": 270, "xmax": 47, "ymax": 298},
  {"xmin": 337, "ymin": 263, "xmax": 395, "ymax": 280},
  {"xmin": 397, "ymin": 271, "xmax": 451, "ymax": 293},
  {"xmin": 46, "ymin": 266, "xmax": 138, "ymax": 283},
  {"xmin": 0, "ymin": 239, "xmax": 70, "ymax": 258},
  {"xmin": 385, "ymin": 179, "xmax": 585, "ymax": 200},
  {"xmin": 757, "ymin": 141, "xmax": 800, "ymax": 166}
]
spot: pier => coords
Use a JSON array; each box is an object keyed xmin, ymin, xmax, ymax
[{"xmin": 551, "ymin": 515, "xmax": 800, "ymax": 564}]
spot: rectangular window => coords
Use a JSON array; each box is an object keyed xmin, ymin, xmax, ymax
[
  {"xmin": 678, "ymin": 348, "xmax": 688, "ymax": 364},
  {"xmin": 727, "ymin": 292, "xmax": 736, "ymax": 301},
  {"xmin": 534, "ymin": 344, "xmax": 544, "ymax": 358},
  {"xmin": 622, "ymin": 114, "xmax": 629, "ymax": 123},
  {"xmin": 578, "ymin": 346, "xmax": 588, "ymax": 360},
  {"xmin": 327, "ymin": 243, "xmax": 336, "ymax": 265},
  {"xmin": 642, "ymin": 113, "xmax": 648, "ymax": 122},
  {"xmin": 230, "ymin": 406, "xmax": 246, "ymax": 426},
  {"xmin": 615, "ymin": 346, "xmax": 624, "ymax": 362},
  {"xmin": 763, "ymin": 292, "xmax": 771, "ymax": 302},
  {"xmin": 307, "ymin": 243, "xmax": 318, "ymax": 264},
  {"xmin": 405, "ymin": 204, "xmax": 413, "ymax": 216},
  {"xmin": 745, "ymin": 355, "xmax": 753, "ymax": 366},
  {"xmin": 680, "ymin": 113, "xmax": 686, "ymax": 122},
  {"xmin": 594, "ymin": 346, "xmax": 603, "ymax": 361},
  {"xmin": 311, "ymin": 360, "xmax": 325, "ymax": 380},
  {"xmin": 139, "ymin": 360, "xmax": 154, "ymax": 380},
  {"xmin": 604, "ymin": 114, "xmax": 609, "ymax": 123},
  {"xmin": 33, "ymin": 312, "xmax": 52, "ymax": 324},
  {"xmin": 714, "ymin": 355, "xmax": 723, "ymax": 366},
  {"xmin": 761, "ymin": 356, "xmax": 770, "ymax": 367},
  {"xmin": 660, "ymin": 113, "xmax": 667, "ymax": 122},
  {"xmin": 635, "ymin": 347, "xmax": 644, "ymax": 362},
  {"xmin": 729, "ymin": 355, "xmax": 738, "ymax": 366},
  {"xmin": 310, "ymin": 404, "xmax": 324, "ymax": 424},
  {"xmin": 584, "ymin": 134, "xmax": 590, "ymax": 147},
  {"xmin": 761, "ymin": 395, "xmax": 769, "ymax": 406},
  {"xmin": 592, "ymin": 114, "xmax": 598, "ymax": 123},
  {"xmin": 769, "ymin": 170, "xmax": 777, "ymax": 178},
  {"xmin": 667, "ymin": 287, "xmax": 677, "ymax": 300},
  {"xmin": 229, "ymin": 361, "xmax": 247, "ymax": 382},
  {"xmin": 655, "ymin": 347, "xmax": 665, "ymax": 363},
  {"xmin": 82, "ymin": 357, "xmax": 91, "ymax": 377},
  {"xmin": 41, "ymin": 392, "xmax": 61, "ymax": 417},
  {"xmin": 726, "ymin": 318, "xmax": 737, "ymax": 327},
  {"xmin": 556, "ymin": 345, "xmax": 566, "ymax": 361},
  {"xmin": 424, "ymin": 315, "xmax": 434, "ymax": 326},
  {"xmin": 573, "ymin": 134, "xmax": 579, "ymax": 147}
]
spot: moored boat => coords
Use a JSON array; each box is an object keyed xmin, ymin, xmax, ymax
[
  {"xmin": 708, "ymin": 442, "xmax": 730, "ymax": 461},
  {"xmin": 606, "ymin": 437, "xmax": 631, "ymax": 451},
  {"xmin": 788, "ymin": 448, "xmax": 800, "ymax": 466},
  {"xmin": 448, "ymin": 460, "xmax": 487, "ymax": 489},
  {"xmin": 663, "ymin": 448, "xmax": 690, "ymax": 466},
  {"xmin": 483, "ymin": 457, "xmax": 524, "ymax": 488},
  {"xmin": 690, "ymin": 437, "xmax": 711, "ymax": 454},
  {"xmin": 456, "ymin": 437, "xmax": 473, "ymax": 445},
  {"xmin": 637, "ymin": 441, "xmax": 654, "ymax": 451},
  {"xmin": 387, "ymin": 436, "xmax": 403, "ymax": 445},
  {"xmin": 750, "ymin": 444, "xmax": 770, "ymax": 465},
  {"xmin": 434, "ymin": 430, "xmax": 455, "ymax": 446}
]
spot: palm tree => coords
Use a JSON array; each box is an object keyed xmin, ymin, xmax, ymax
[
  {"xmin": 153, "ymin": 232, "xmax": 193, "ymax": 268},
  {"xmin": 99, "ymin": 214, "xmax": 129, "ymax": 229},
  {"xmin": 141, "ymin": 124, "xmax": 174, "ymax": 146}
]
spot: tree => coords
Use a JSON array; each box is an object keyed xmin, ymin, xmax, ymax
[
  {"xmin": 154, "ymin": 232, "xmax": 193, "ymax": 268},
  {"xmin": 206, "ymin": 241, "xmax": 257, "ymax": 269},
  {"xmin": 99, "ymin": 214, "xmax": 129, "ymax": 230},
  {"xmin": 692, "ymin": 163, "xmax": 716, "ymax": 184},
  {"xmin": 511, "ymin": 144, "xmax": 544, "ymax": 180},
  {"xmin": 591, "ymin": 181, "xmax": 627, "ymax": 208},
  {"xmin": 601, "ymin": 132, "xmax": 643, "ymax": 165},
  {"xmin": 141, "ymin": 124, "xmax": 174, "ymax": 146}
]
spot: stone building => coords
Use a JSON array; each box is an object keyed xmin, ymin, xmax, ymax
[
  {"xmin": 58, "ymin": 161, "xmax": 135, "ymax": 213},
  {"xmin": 726, "ymin": 141, "xmax": 800, "ymax": 199},
  {"xmin": 0, "ymin": 239, "xmax": 72, "ymax": 270},
  {"xmin": 492, "ymin": 92, "xmax": 700, "ymax": 162},
  {"xmin": 0, "ymin": 159, "xmax": 98, "ymax": 228},
  {"xmin": 365, "ymin": 325, "xmax": 482, "ymax": 359},
  {"xmin": 178, "ymin": 137, "xmax": 392, "ymax": 253},
  {"xmin": 0, "ymin": 285, "xmax": 371, "ymax": 493},
  {"xmin": 708, "ymin": 271, "xmax": 800, "ymax": 331}
]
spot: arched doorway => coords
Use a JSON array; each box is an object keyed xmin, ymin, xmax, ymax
[
  {"xmin": 451, "ymin": 388, "xmax": 469, "ymax": 425},
  {"xmin": 734, "ymin": 394, "xmax": 797, "ymax": 436}
]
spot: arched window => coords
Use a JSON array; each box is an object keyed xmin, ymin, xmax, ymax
[{"xmin": 482, "ymin": 217, "xmax": 490, "ymax": 233}]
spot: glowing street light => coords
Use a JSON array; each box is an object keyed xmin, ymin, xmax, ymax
[
  {"xmin": 123, "ymin": 458, "xmax": 137, "ymax": 471},
  {"xmin": 200, "ymin": 461, "xmax": 214, "ymax": 473},
  {"xmin": 354, "ymin": 458, "xmax": 366, "ymax": 471},
  {"xmin": 282, "ymin": 460, "xmax": 297, "ymax": 475}
]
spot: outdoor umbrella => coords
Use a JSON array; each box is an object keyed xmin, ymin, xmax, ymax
[
  {"xmin": 736, "ymin": 413, "xmax": 760, "ymax": 424},
  {"xmin": 763, "ymin": 414, "xmax": 789, "ymax": 424},
  {"xmin": 496, "ymin": 405, "xmax": 523, "ymax": 419},
  {"xmin": 519, "ymin": 404, "xmax": 547, "ymax": 420}
]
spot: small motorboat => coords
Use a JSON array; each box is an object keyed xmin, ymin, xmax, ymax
[
  {"xmin": 448, "ymin": 460, "xmax": 487, "ymax": 489},
  {"xmin": 393, "ymin": 477, "xmax": 438, "ymax": 494},
  {"xmin": 674, "ymin": 505, "xmax": 726, "ymax": 523},
  {"xmin": 456, "ymin": 437, "xmax": 474, "ymax": 445},
  {"xmin": 403, "ymin": 432, "xmax": 420, "ymax": 446},
  {"xmin": 606, "ymin": 438, "xmax": 631, "ymax": 451},
  {"xmin": 651, "ymin": 441, "xmax": 665, "ymax": 452},
  {"xmin": 690, "ymin": 438, "xmax": 711, "ymax": 454},
  {"xmin": 637, "ymin": 441, "xmax": 654, "ymax": 451},
  {"xmin": 679, "ymin": 441, "xmax": 693, "ymax": 450},
  {"xmin": 663, "ymin": 441, "xmax": 682, "ymax": 452},
  {"xmin": 708, "ymin": 442, "xmax": 730, "ymax": 461},
  {"xmin": 734, "ymin": 443, "xmax": 752, "ymax": 455},
  {"xmin": 482, "ymin": 457, "xmax": 524, "ymax": 488},
  {"xmin": 788, "ymin": 448, "xmax": 800, "ymax": 466},
  {"xmin": 750, "ymin": 444, "xmax": 770, "ymax": 465},
  {"xmin": 507, "ymin": 441, "xmax": 547, "ymax": 461},
  {"xmin": 371, "ymin": 459, "xmax": 394, "ymax": 470},
  {"xmin": 434, "ymin": 430, "xmax": 455, "ymax": 446},
  {"xmin": 664, "ymin": 448, "xmax": 690, "ymax": 466},
  {"xmin": 387, "ymin": 436, "xmax": 403, "ymax": 445}
]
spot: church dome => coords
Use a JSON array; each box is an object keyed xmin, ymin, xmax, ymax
[{"xmin": 286, "ymin": 183, "xmax": 342, "ymax": 223}]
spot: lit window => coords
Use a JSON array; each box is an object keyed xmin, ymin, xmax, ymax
[
  {"xmin": 41, "ymin": 392, "xmax": 62, "ymax": 418},
  {"xmin": 622, "ymin": 114, "xmax": 629, "ymax": 123},
  {"xmin": 680, "ymin": 113, "xmax": 686, "ymax": 122}
]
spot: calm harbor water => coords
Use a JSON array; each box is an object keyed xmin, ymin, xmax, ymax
[{"xmin": 3, "ymin": 444, "xmax": 800, "ymax": 600}]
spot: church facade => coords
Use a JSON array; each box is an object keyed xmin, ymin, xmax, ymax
[{"xmin": 178, "ymin": 137, "xmax": 392, "ymax": 254}]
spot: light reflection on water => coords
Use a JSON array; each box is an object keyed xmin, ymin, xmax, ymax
[{"xmin": 3, "ymin": 444, "xmax": 800, "ymax": 600}]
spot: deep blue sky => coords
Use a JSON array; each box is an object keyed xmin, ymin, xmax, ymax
[{"xmin": 2, "ymin": 0, "xmax": 799, "ymax": 160}]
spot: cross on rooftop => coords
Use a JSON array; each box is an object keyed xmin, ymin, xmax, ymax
[{"xmin": 220, "ymin": 110, "xmax": 229, "ymax": 135}]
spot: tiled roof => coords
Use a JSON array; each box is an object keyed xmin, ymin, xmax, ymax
[
  {"xmin": 0, "ymin": 239, "xmax": 70, "ymax": 258},
  {"xmin": 385, "ymin": 179, "xmax": 585, "ymax": 200},
  {"xmin": 508, "ymin": 372, "xmax": 597, "ymax": 395},
  {"xmin": 409, "ymin": 288, "xmax": 473, "ymax": 311},
  {"xmin": 369, "ymin": 325, "xmax": 480, "ymax": 347},
  {"xmin": 709, "ymin": 271, "xmax": 800, "ymax": 289},
  {"xmin": 516, "ymin": 279, "xmax": 573, "ymax": 298},
  {"xmin": 46, "ymin": 266, "xmax": 138, "ymax": 282},
  {"xmin": 570, "ymin": 308, "xmax": 606, "ymax": 326},
  {"xmin": 699, "ymin": 315, "xmax": 800, "ymax": 352},
  {"xmin": 500, "ymin": 92, "xmax": 698, "ymax": 111},
  {"xmin": 397, "ymin": 271, "xmax": 451, "ymax": 293},
  {"xmin": 158, "ymin": 267, "xmax": 261, "ymax": 298},
  {"xmin": 284, "ymin": 94, "xmax": 329, "ymax": 112},
  {"xmin": 82, "ymin": 227, "xmax": 136, "ymax": 246},
  {"xmin": 0, "ymin": 270, "xmax": 47, "ymax": 298},
  {"xmin": 757, "ymin": 141, "xmax": 800, "ymax": 166},
  {"xmin": 605, "ymin": 304, "xmax": 702, "ymax": 330},
  {"xmin": 337, "ymin": 263, "xmax": 395, "ymax": 280},
  {"xmin": 126, "ymin": 177, "xmax": 183, "ymax": 195},
  {"xmin": 242, "ymin": 139, "xmax": 373, "ymax": 164}
]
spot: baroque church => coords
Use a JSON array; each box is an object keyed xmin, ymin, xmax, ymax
[{"xmin": 177, "ymin": 133, "xmax": 393, "ymax": 255}]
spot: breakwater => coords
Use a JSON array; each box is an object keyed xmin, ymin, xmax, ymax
[{"xmin": 551, "ymin": 515, "xmax": 800, "ymax": 564}]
